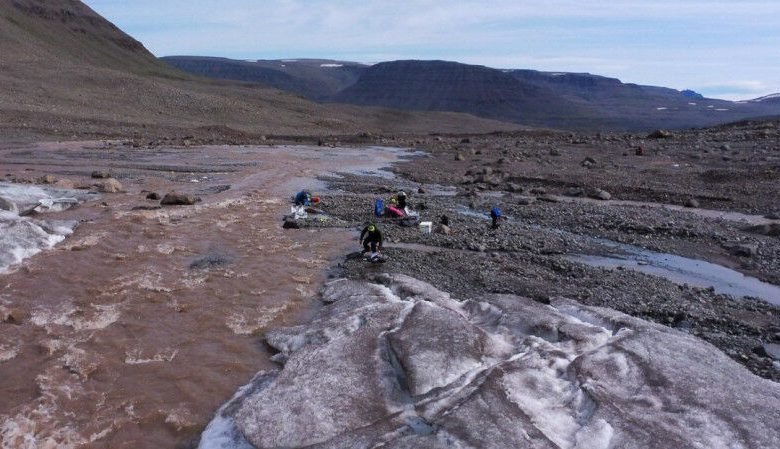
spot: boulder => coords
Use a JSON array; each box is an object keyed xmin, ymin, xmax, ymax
[
  {"xmin": 589, "ymin": 188, "xmax": 612, "ymax": 201},
  {"xmin": 744, "ymin": 223, "xmax": 780, "ymax": 237},
  {"xmin": 648, "ymin": 129, "xmax": 672, "ymax": 139},
  {"xmin": 516, "ymin": 196, "xmax": 536, "ymax": 206},
  {"xmin": 37, "ymin": 174, "xmax": 56, "ymax": 184},
  {"xmin": 537, "ymin": 194, "xmax": 560, "ymax": 203},
  {"xmin": 727, "ymin": 243, "xmax": 758, "ymax": 257},
  {"xmin": 0, "ymin": 196, "xmax": 17, "ymax": 213},
  {"xmin": 684, "ymin": 198, "xmax": 700, "ymax": 208},
  {"xmin": 160, "ymin": 192, "xmax": 200, "ymax": 206},
  {"xmin": 91, "ymin": 171, "xmax": 112, "ymax": 179},
  {"xmin": 1, "ymin": 307, "xmax": 27, "ymax": 325},
  {"xmin": 146, "ymin": 192, "xmax": 161, "ymax": 200},
  {"xmin": 96, "ymin": 178, "xmax": 123, "ymax": 193}
]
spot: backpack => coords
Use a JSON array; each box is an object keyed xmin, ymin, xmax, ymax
[
  {"xmin": 491, "ymin": 207, "xmax": 501, "ymax": 218},
  {"xmin": 374, "ymin": 198, "xmax": 384, "ymax": 217}
]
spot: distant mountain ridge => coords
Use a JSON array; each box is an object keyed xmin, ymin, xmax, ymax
[
  {"xmin": 161, "ymin": 57, "xmax": 367, "ymax": 100},
  {"xmin": 164, "ymin": 56, "xmax": 780, "ymax": 131}
]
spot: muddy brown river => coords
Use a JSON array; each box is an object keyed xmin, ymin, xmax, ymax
[{"xmin": 0, "ymin": 142, "xmax": 409, "ymax": 449}]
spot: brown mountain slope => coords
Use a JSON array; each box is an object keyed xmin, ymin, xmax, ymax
[{"xmin": 0, "ymin": 0, "xmax": 517, "ymax": 141}]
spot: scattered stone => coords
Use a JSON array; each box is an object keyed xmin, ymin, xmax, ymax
[
  {"xmin": 454, "ymin": 153, "xmax": 465, "ymax": 161},
  {"xmin": 91, "ymin": 171, "xmax": 111, "ymax": 179},
  {"xmin": 0, "ymin": 196, "xmax": 17, "ymax": 213},
  {"xmin": 460, "ymin": 138, "xmax": 471, "ymax": 144},
  {"xmin": 282, "ymin": 218, "xmax": 300, "ymax": 229},
  {"xmin": 37, "ymin": 174, "xmax": 56, "ymax": 184},
  {"xmin": 1, "ymin": 307, "xmax": 27, "ymax": 325},
  {"xmin": 744, "ymin": 223, "xmax": 780, "ymax": 237},
  {"xmin": 589, "ymin": 188, "xmax": 612, "ymax": 201},
  {"xmin": 537, "ymin": 194, "xmax": 560, "ymax": 203},
  {"xmin": 506, "ymin": 183, "xmax": 523, "ymax": 193},
  {"xmin": 581, "ymin": 157, "xmax": 597, "ymax": 167},
  {"xmin": 720, "ymin": 144, "xmax": 732, "ymax": 151},
  {"xmin": 516, "ymin": 196, "xmax": 536, "ymax": 205},
  {"xmin": 146, "ymin": 192, "xmax": 161, "ymax": 200},
  {"xmin": 564, "ymin": 187, "xmax": 584, "ymax": 197},
  {"xmin": 160, "ymin": 192, "xmax": 201, "ymax": 206},
  {"xmin": 648, "ymin": 129, "xmax": 672, "ymax": 139},
  {"xmin": 54, "ymin": 179, "xmax": 75, "ymax": 189},
  {"xmin": 727, "ymin": 244, "xmax": 758, "ymax": 257},
  {"xmin": 684, "ymin": 198, "xmax": 700, "ymax": 208},
  {"xmin": 549, "ymin": 148, "xmax": 561, "ymax": 156},
  {"xmin": 529, "ymin": 187, "xmax": 546, "ymax": 195},
  {"xmin": 635, "ymin": 146, "xmax": 645, "ymax": 156},
  {"xmin": 96, "ymin": 178, "xmax": 124, "ymax": 193}
]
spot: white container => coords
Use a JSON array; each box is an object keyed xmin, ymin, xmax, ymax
[{"xmin": 419, "ymin": 221, "xmax": 433, "ymax": 234}]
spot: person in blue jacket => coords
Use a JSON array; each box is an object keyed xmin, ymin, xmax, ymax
[
  {"xmin": 294, "ymin": 190, "xmax": 311, "ymax": 206},
  {"xmin": 490, "ymin": 207, "xmax": 501, "ymax": 229}
]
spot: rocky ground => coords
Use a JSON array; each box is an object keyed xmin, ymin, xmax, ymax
[{"xmin": 289, "ymin": 121, "xmax": 780, "ymax": 382}]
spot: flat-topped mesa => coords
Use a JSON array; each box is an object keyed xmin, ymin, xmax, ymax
[{"xmin": 202, "ymin": 274, "xmax": 780, "ymax": 449}]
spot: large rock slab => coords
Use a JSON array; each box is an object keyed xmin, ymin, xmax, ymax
[{"xmin": 204, "ymin": 274, "xmax": 780, "ymax": 449}]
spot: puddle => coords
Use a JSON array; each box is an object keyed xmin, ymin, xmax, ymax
[{"xmin": 566, "ymin": 242, "xmax": 780, "ymax": 305}]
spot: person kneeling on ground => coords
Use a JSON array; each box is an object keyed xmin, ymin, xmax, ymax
[
  {"xmin": 397, "ymin": 191, "xmax": 408, "ymax": 210},
  {"xmin": 385, "ymin": 197, "xmax": 405, "ymax": 218},
  {"xmin": 438, "ymin": 214, "xmax": 451, "ymax": 235},
  {"xmin": 294, "ymin": 190, "xmax": 312, "ymax": 206},
  {"xmin": 360, "ymin": 224, "xmax": 383, "ymax": 254}
]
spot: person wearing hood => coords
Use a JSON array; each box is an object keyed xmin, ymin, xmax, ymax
[{"xmin": 360, "ymin": 223, "xmax": 383, "ymax": 254}]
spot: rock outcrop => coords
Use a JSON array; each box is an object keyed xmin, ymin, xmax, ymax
[{"xmin": 200, "ymin": 274, "xmax": 780, "ymax": 449}]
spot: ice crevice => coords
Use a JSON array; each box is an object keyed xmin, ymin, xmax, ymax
[{"xmin": 200, "ymin": 274, "xmax": 780, "ymax": 449}]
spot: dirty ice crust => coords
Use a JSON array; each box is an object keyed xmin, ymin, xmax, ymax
[{"xmin": 200, "ymin": 274, "xmax": 780, "ymax": 449}]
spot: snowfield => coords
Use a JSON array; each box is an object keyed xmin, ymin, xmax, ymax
[{"xmin": 200, "ymin": 274, "xmax": 780, "ymax": 449}]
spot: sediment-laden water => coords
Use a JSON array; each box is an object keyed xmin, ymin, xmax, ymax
[{"xmin": 0, "ymin": 142, "xmax": 410, "ymax": 449}]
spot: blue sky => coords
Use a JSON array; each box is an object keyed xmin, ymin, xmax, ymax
[{"xmin": 83, "ymin": 0, "xmax": 780, "ymax": 100}]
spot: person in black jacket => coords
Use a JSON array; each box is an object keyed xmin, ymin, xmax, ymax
[{"xmin": 360, "ymin": 224, "xmax": 383, "ymax": 254}]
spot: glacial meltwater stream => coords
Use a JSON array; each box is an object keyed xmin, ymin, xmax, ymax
[{"xmin": 0, "ymin": 142, "xmax": 412, "ymax": 449}]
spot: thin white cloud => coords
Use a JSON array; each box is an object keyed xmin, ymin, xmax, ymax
[{"xmin": 83, "ymin": 0, "xmax": 780, "ymax": 99}]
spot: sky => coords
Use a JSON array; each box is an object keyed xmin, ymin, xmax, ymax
[{"xmin": 83, "ymin": 0, "xmax": 780, "ymax": 100}]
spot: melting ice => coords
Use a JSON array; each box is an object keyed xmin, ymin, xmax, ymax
[{"xmin": 0, "ymin": 183, "xmax": 84, "ymax": 273}]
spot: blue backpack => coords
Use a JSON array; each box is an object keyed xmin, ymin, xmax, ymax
[
  {"xmin": 491, "ymin": 207, "xmax": 501, "ymax": 218},
  {"xmin": 374, "ymin": 198, "xmax": 384, "ymax": 217}
]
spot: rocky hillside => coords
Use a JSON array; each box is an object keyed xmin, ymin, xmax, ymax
[
  {"xmin": 162, "ymin": 57, "xmax": 366, "ymax": 100},
  {"xmin": 331, "ymin": 60, "xmax": 586, "ymax": 125},
  {"xmin": 0, "ymin": 1, "xmax": 515, "ymax": 141}
]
